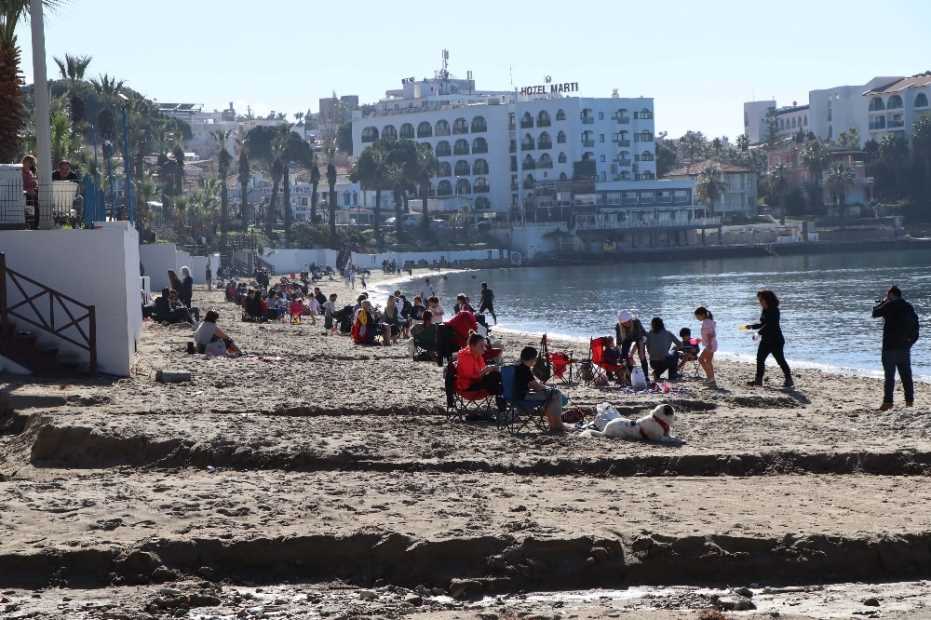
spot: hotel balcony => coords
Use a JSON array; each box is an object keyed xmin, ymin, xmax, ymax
[
  {"xmin": 617, "ymin": 116, "xmax": 630, "ymax": 124},
  {"xmin": 618, "ymin": 139, "xmax": 631, "ymax": 147},
  {"xmin": 582, "ymin": 116, "xmax": 595, "ymax": 125},
  {"xmin": 617, "ymin": 158, "xmax": 632, "ymax": 167}
]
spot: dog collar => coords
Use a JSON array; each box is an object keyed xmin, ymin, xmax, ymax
[{"xmin": 652, "ymin": 414, "xmax": 670, "ymax": 436}]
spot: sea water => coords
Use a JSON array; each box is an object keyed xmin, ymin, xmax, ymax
[{"xmin": 398, "ymin": 248, "xmax": 931, "ymax": 379}]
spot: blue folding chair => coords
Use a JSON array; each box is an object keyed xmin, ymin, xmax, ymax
[{"xmin": 498, "ymin": 365, "xmax": 548, "ymax": 434}]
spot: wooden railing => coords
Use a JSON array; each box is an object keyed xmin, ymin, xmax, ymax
[{"xmin": 0, "ymin": 253, "xmax": 97, "ymax": 373}]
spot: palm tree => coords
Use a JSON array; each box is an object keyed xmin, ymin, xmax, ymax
[
  {"xmin": 383, "ymin": 163, "xmax": 406, "ymax": 238},
  {"xmin": 237, "ymin": 139, "xmax": 250, "ymax": 229},
  {"xmin": 350, "ymin": 142, "xmax": 387, "ymax": 249},
  {"xmin": 801, "ymin": 139, "xmax": 830, "ymax": 205},
  {"xmin": 310, "ymin": 158, "xmax": 321, "ymax": 224},
  {"xmin": 825, "ymin": 163, "xmax": 855, "ymax": 220},
  {"xmin": 268, "ymin": 156, "xmax": 283, "ymax": 236},
  {"xmin": 695, "ymin": 164, "xmax": 726, "ymax": 215},
  {"xmin": 415, "ymin": 143, "xmax": 437, "ymax": 230},
  {"xmin": 212, "ymin": 129, "xmax": 232, "ymax": 253},
  {"xmin": 53, "ymin": 53, "xmax": 91, "ymax": 80},
  {"xmin": 0, "ymin": 7, "xmax": 25, "ymax": 163},
  {"xmin": 90, "ymin": 73, "xmax": 124, "ymax": 97},
  {"xmin": 326, "ymin": 161, "xmax": 337, "ymax": 238},
  {"xmin": 764, "ymin": 163, "xmax": 789, "ymax": 213}
]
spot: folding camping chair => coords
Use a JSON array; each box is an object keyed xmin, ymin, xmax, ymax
[
  {"xmin": 581, "ymin": 336, "xmax": 628, "ymax": 386},
  {"xmin": 443, "ymin": 360, "xmax": 497, "ymax": 422},
  {"xmin": 498, "ymin": 365, "xmax": 548, "ymax": 434}
]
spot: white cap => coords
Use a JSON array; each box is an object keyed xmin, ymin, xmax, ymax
[{"xmin": 617, "ymin": 310, "xmax": 633, "ymax": 323}]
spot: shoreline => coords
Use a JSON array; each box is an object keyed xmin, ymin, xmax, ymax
[{"xmin": 363, "ymin": 268, "xmax": 924, "ymax": 383}]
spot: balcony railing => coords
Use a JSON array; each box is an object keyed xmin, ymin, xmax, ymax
[
  {"xmin": 618, "ymin": 139, "xmax": 631, "ymax": 147},
  {"xmin": 538, "ymin": 141, "xmax": 553, "ymax": 150},
  {"xmin": 574, "ymin": 215, "xmax": 722, "ymax": 231},
  {"xmin": 888, "ymin": 119, "xmax": 905, "ymax": 128},
  {"xmin": 617, "ymin": 159, "xmax": 633, "ymax": 167},
  {"xmin": 582, "ymin": 139, "xmax": 595, "ymax": 147},
  {"xmin": 582, "ymin": 117, "xmax": 595, "ymax": 124},
  {"xmin": 869, "ymin": 119, "xmax": 886, "ymax": 130},
  {"xmin": 617, "ymin": 116, "xmax": 630, "ymax": 124}
]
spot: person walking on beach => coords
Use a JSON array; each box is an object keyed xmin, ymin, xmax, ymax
[
  {"xmin": 206, "ymin": 258, "xmax": 212, "ymax": 291},
  {"xmin": 873, "ymin": 286, "xmax": 919, "ymax": 410},
  {"xmin": 479, "ymin": 282, "xmax": 497, "ymax": 324},
  {"xmin": 694, "ymin": 307, "xmax": 718, "ymax": 388},
  {"xmin": 745, "ymin": 290, "xmax": 794, "ymax": 389}
]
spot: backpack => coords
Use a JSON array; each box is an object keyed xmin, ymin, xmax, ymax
[
  {"xmin": 907, "ymin": 305, "xmax": 920, "ymax": 346},
  {"xmin": 532, "ymin": 334, "xmax": 552, "ymax": 382}
]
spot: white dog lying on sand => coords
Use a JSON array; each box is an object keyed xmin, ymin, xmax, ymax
[{"xmin": 582, "ymin": 403, "xmax": 682, "ymax": 444}]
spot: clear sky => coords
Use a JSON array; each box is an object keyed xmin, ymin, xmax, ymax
[{"xmin": 15, "ymin": 0, "xmax": 931, "ymax": 140}]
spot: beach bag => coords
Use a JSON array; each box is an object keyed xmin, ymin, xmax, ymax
[
  {"xmin": 630, "ymin": 367, "xmax": 648, "ymax": 390},
  {"xmin": 532, "ymin": 334, "xmax": 552, "ymax": 382},
  {"xmin": 593, "ymin": 403, "xmax": 621, "ymax": 431}
]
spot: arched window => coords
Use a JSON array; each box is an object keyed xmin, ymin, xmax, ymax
[
  {"xmin": 472, "ymin": 137, "xmax": 488, "ymax": 154},
  {"xmin": 470, "ymin": 116, "xmax": 487, "ymax": 133},
  {"xmin": 522, "ymin": 133, "xmax": 535, "ymax": 150},
  {"xmin": 453, "ymin": 118, "xmax": 469, "ymax": 134},
  {"xmin": 436, "ymin": 180, "xmax": 452, "ymax": 196},
  {"xmin": 869, "ymin": 97, "xmax": 885, "ymax": 112},
  {"xmin": 581, "ymin": 108, "xmax": 594, "ymax": 123},
  {"xmin": 399, "ymin": 123, "xmax": 414, "ymax": 139},
  {"xmin": 523, "ymin": 174, "xmax": 535, "ymax": 189},
  {"xmin": 617, "ymin": 108, "xmax": 629, "ymax": 122},
  {"xmin": 475, "ymin": 196, "xmax": 491, "ymax": 209},
  {"xmin": 555, "ymin": 109, "xmax": 566, "ymax": 121},
  {"xmin": 559, "ymin": 172, "xmax": 568, "ymax": 181},
  {"xmin": 581, "ymin": 130, "xmax": 594, "ymax": 146},
  {"xmin": 435, "ymin": 120, "xmax": 450, "ymax": 136},
  {"xmin": 640, "ymin": 107, "xmax": 653, "ymax": 120},
  {"xmin": 521, "ymin": 112, "xmax": 534, "ymax": 129},
  {"xmin": 538, "ymin": 153, "xmax": 553, "ymax": 169},
  {"xmin": 557, "ymin": 130, "xmax": 566, "ymax": 144},
  {"xmin": 454, "ymin": 160, "xmax": 470, "ymax": 176},
  {"xmin": 454, "ymin": 139, "xmax": 470, "ymax": 155},
  {"xmin": 474, "ymin": 177, "xmax": 489, "ymax": 193},
  {"xmin": 473, "ymin": 159, "xmax": 489, "ymax": 175},
  {"xmin": 558, "ymin": 152, "xmax": 567, "ymax": 164},
  {"xmin": 582, "ymin": 152, "xmax": 594, "ymax": 161},
  {"xmin": 640, "ymin": 151, "xmax": 655, "ymax": 162},
  {"xmin": 382, "ymin": 125, "xmax": 397, "ymax": 140},
  {"xmin": 437, "ymin": 161, "xmax": 452, "ymax": 177},
  {"xmin": 361, "ymin": 126, "xmax": 379, "ymax": 142},
  {"xmin": 435, "ymin": 141, "xmax": 451, "ymax": 157},
  {"xmin": 638, "ymin": 131, "xmax": 653, "ymax": 142},
  {"xmin": 523, "ymin": 154, "xmax": 536, "ymax": 170},
  {"xmin": 537, "ymin": 110, "xmax": 551, "ymax": 127},
  {"xmin": 887, "ymin": 95, "xmax": 903, "ymax": 110},
  {"xmin": 538, "ymin": 131, "xmax": 552, "ymax": 149},
  {"xmin": 916, "ymin": 93, "xmax": 929, "ymax": 108},
  {"xmin": 417, "ymin": 122, "xmax": 433, "ymax": 138},
  {"xmin": 456, "ymin": 178, "xmax": 471, "ymax": 195}
]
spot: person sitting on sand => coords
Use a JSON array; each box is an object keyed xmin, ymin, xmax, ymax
[
  {"xmin": 455, "ymin": 334, "xmax": 501, "ymax": 395},
  {"xmin": 446, "ymin": 308, "xmax": 478, "ymax": 350},
  {"xmin": 427, "ymin": 296, "xmax": 445, "ymax": 323},
  {"xmin": 194, "ymin": 310, "xmax": 241, "ymax": 357},
  {"xmin": 352, "ymin": 300, "xmax": 391, "ymax": 346},
  {"xmin": 645, "ymin": 317, "xmax": 682, "ymax": 380},
  {"xmin": 323, "ymin": 293, "xmax": 338, "ymax": 335},
  {"xmin": 515, "ymin": 346, "xmax": 567, "ymax": 432}
]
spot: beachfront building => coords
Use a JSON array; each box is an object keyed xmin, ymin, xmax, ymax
[
  {"xmin": 158, "ymin": 102, "xmax": 288, "ymax": 159},
  {"xmin": 743, "ymin": 74, "xmax": 931, "ymax": 147},
  {"xmin": 665, "ymin": 160, "xmax": 758, "ymax": 219},
  {"xmin": 351, "ymin": 74, "xmax": 657, "ymax": 216},
  {"xmin": 863, "ymin": 73, "xmax": 931, "ymax": 144}
]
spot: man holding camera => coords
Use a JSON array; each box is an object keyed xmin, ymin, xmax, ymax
[{"xmin": 872, "ymin": 286, "xmax": 919, "ymax": 411}]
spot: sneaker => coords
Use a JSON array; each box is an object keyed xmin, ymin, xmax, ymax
[
  {"xmin": 783, "ymin": 381, "xmax": 795, "ymax": 389},
  {"xmin": 906, "ymin": 401, "xmax": 915, "ymax": 408},
  {"xmin": 879, "ymin": 402, "xmax": 894, "ymax": 411}
]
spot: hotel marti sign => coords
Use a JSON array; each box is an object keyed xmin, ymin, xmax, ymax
[{"xmin": 519, "ymin": 75, "xmax": 579, "ymax": 96}]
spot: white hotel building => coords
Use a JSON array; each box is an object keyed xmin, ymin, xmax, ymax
[{"xmin": 352, "ymin": 76, "xmax": 658, "ymax": 216}]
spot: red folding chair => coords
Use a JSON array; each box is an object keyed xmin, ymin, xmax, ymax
[{"xmin": 582, "ymin": 337, "xmax": 627, "ymax": 386}]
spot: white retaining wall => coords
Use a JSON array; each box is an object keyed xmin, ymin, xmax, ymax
[
  {"xmin": 350, "ymin": 249, "xmax": 506, "ymax": 268},
  {"xmin": 140, "ymin": 243, "xmax": 220, "ymax": 291},
  {"xmin": 0, "ymin": 221, "xmax": 141, "ymax": 376},
  {"xmin": 260, "ymin": 249, "xmax": 339, "ymax": 275}
]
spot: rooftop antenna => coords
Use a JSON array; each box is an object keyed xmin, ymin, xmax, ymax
[{"xmin": 439, "ymin": 49, "xmax": 450, "ymax": 95}]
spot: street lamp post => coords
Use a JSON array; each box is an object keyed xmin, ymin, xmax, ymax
[{"xmin": 29, "ymin": 0, "xmax": 53, "ymax": 229}]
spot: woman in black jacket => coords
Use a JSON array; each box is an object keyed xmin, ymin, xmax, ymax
[
  {"xmin": 179, "ymin": 266, "xmax": 194, "ymax": 308},
  {"xmin": 745, "ymin": 290, "xmax": 794, "ymax": 389}
]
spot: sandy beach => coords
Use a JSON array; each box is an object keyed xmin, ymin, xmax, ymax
[{"xmin": 1, "ymin": 268, "xmax": 930, "ymax": 619}]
